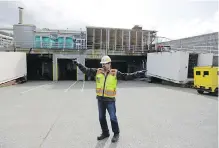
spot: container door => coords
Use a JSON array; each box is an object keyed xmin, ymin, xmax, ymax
[
  {"xmin": 212, "ymin": 68, "xmax": 219, "ymax": 88},
  {"xmin": 202, "ymin": 70, "xmax": 211, "ymax": 87},
  {"xmin": 194, "ymin": 69, "xmax": 202, "ymax": 86}
]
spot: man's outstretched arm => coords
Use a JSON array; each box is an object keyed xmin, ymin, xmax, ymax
[
  {"xmin": 72, "ymin": 60, "xmax": 97, "ymax": 77},
  {"xmin": 116, "ymin": 70, "xmax": 146, "ymax": 80}
]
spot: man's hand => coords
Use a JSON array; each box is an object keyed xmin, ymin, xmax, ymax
[
  {"xmin": 72, "ymin": 59, "xmax": 78, "ymax": 65},
  {"xmin": 135, "ymin": 70, "xmax": 146, "ymax": 78},
  {"xmin": 141, "ymin": 70, "xmax": 146, "ymax": 73}
]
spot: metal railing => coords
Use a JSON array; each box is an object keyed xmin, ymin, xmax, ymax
[
  {"xmin": 2, "ymin": 40, "xmax": 217, "ymax": 56},
  {"xmin": 157, "ymin": 45, "xmax": 218, "ymax": 55},
  {"xmin": 0, "ymin": 39, "xmax": 13, "ymax": 50},
  {"xmin": 12, "ymin": 41, "xmax": 152, "ymax": 54}
]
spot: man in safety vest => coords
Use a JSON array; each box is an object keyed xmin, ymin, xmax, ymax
[{"xmin": 72, "ymin": 55, "xmax": 146, "ymax": 143}]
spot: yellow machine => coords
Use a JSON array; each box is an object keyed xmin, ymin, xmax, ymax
[{"xmin": 193, "ymin": 66, "xmax": 218, "ymax": 96}]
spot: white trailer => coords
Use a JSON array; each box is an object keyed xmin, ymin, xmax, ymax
[
  {"xmin": 146, "ymin": 50, "xmax": 213, "ymax": 84},
  {"xmin": 0, "ymin": 52, "xmax": 27, "ymax": 85}
]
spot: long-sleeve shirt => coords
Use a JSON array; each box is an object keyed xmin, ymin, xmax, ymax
[{"xmin": 76, "ymin": 62, "xmax": 146, "ymax": 101}]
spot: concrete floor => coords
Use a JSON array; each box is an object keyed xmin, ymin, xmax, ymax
[{"xmin": 0, "ymin": 81, "xmax": 218, "ymax": 148}]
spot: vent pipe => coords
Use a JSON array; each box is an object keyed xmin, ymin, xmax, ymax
[{"xmin": 18, "ymin": 7, "xmax": 23, "ymax": 24}]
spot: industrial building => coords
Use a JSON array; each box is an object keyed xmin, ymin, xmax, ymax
[
  {"xmin": 0, "ymin": 7, "xmax": 218, "ymax": 83},
  {"xmin": 157, "ymin": 32, "xmax": 218, "ymax": 66},
  {"xmin": 0, "ymin": 6, "xmax": 218, "ymax": 148},
  {"xmin": 0, "ymin": 33, "xmax": 13, "ymax": 48},
  {"xmin": 157, "ymin": 32, "xmax": 218, "ymax": 53}
]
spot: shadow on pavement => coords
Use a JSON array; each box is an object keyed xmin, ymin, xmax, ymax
[
  {"xmin": 94, "ymin": 138, "xmax": 108, "ymax": 148},
  {"xmin": 108, "ymin": 142, "xmax": 118, "ymax": 148}
]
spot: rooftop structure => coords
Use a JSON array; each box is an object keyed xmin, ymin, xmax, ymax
[{"xmin": 86, "ymin": 25, "xmax": 157, "ymax": 52}]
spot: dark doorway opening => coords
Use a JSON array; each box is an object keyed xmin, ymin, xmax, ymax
[
  {"xmin": 111, "ymin": 61, "xmax": 128, "ymax": 73},
  {"xmin": 27, "ymin": 54, "xmax": 53, "ymax": 80},
  {"xmin": 188, "ymin": 53, "xmax": 198, "ymax": 78},
  {"xmin": 58, "ymin": 59, "xmax": 77, "ymax": 80}
]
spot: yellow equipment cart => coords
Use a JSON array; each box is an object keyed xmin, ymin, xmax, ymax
[{"xmin": 193, "ymin": 66, "xmax": 218, "ymax": 96}]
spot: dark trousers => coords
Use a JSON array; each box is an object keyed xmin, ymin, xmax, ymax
[{"xmin": 98, "ymin": 100, "xmax": 120, "ymax": 135}]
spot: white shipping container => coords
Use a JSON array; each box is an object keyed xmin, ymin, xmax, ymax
[
  {"xmin": 146, "ymin": 50, "xmax": 214, "ymax": 84},
  {"xmin": 147, "ymin": 51, "xmax": 189, "ymax": 83},
  {"xmin": 0, "ymin": 52, "xmax": 27, "ymax": 84}
]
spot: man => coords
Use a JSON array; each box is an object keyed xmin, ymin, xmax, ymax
[{"xmin": 72, "ymin": 55, "xmax": 146, "ymax": 143}]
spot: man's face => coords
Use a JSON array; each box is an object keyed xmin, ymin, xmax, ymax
[{"xmin": 102, "ymin": 62, "xmax": 111, "ymax": 71}]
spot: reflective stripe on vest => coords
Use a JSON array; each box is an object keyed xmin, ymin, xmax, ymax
[
  {"xmin": 96, "ymin": 68, "xmax": 117, "ymax": 98},
  {"xmin": 96, "ymin": 88, "xmax": 116, "ymax": 97}
]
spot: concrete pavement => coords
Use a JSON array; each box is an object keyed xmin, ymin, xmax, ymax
[{"xmin": 0, "ymin": 81, "xmax": 218, "ymax": 148}]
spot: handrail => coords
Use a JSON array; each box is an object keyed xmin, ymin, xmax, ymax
[{"xmin": 1, "ymin": 39, "xmax": 217, "ymax": 56}]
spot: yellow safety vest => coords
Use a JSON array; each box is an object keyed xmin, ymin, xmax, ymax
[{"xmin": 96, "ymin": 68, "xmax": 117, "ymax": 98}]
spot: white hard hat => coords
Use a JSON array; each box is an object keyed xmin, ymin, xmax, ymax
[{"xmin": 100, "ymin": 55, "xmax": 111, "ymax": 64}]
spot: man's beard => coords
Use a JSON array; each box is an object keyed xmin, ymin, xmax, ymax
[{"xmin": 103, "ymin": 66, "xmax": 109, "ymax": 71}]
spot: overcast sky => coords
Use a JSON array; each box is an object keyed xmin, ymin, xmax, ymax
[{"xmin": 0, "ymin": 0, "xmax": 218, "ymax": 39}]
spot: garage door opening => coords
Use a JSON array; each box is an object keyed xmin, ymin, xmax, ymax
[
  {"xmin": 58, "ymin": 59, "xmax": 77, "ymax": 80},
  {"xmin": 27, "ymin": 54, "xmax": 53, "ymax": 80},
  {"xmin": 111, "ymin": 61, "xmax": 128, "ymax": 73}
]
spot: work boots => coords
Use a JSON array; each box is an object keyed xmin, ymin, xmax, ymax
[
  {"xmin": 97, "ymin": 133, "xmax": 119, "ymax": 143},
  {"xmin": 97, "ymin": 133, "xmax": 110, "ymax": 140},
  {"xmin": 111, "ymin": 134, "xmax": 119, "ymax": 143}
]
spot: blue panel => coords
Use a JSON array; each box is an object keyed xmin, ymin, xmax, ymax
[
  {"xmin": 35, "ymin": 36, "xmax": 41, "ymax": 48},
  {"xmin": 65, "ymin": 37, "xmax": 73, "ymax": 49},
  {"xmin": 42, "ymin": 37, "xmax": 50, "ymax": 48},
  {"xmin": 51, "ymin": 39, "xmax": 57, "ymax": 49},
  {"xmin": 58, "ymin": 37, "xmax": 64, "ymax": 49}
]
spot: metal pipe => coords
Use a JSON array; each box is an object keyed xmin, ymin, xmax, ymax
[
  {"xmin": 35, "ymin": 31, "xmax": 86, "ymax": 34},
  {"xmin": 48, "ymin": 29, "xmax": 85, "ymax": 32},
  {"xmin": 0, "ymin": 31, "xmax": 13, "ymax": 37},
  {"xmin": 36, "ymin": 29, "xmax": 85, "ymax": 33},
  {"xmin": 0, "ymin": 34, "xmax": 13, "ymax": 39},
  {"xmin": 18, "ymin": 7, "xmax": 23, "ymax": 24},
  {"xmin": 122, "ymin": 30, "xmax": 123, "ymax": 50}
]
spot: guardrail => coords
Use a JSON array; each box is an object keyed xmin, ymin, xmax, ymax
[
  {"xmin": 2, "ymin": 40, "xmax": 218, "ymax": 56},
  {"xmin": 167, "ymin": 46, "xmax": 218, "ymax": 55},
  {"xmin": 12, "ymin": 41, "xmax": 153, "ymax": 55},
  {"xmin": 0, "ymin": 37, "xmax": 13, "ymax": 50}
]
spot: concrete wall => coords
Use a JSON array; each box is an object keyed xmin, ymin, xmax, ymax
[
  {"xmin": 0, "ymin": 52, "xmax": 27, "ymax": 84},
  {"xmin": 197, "ymin": 53, "xmax": 214, "ymax": 66},
  {"xmin": 53, "ymin": 54, "xmax": 85, "ymax": 81}
]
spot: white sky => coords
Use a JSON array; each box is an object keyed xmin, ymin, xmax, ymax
[{"xmin": 0, "ymin": 0, "xmax": 218, "ymax": 40}]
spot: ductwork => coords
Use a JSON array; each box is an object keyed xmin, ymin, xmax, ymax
[
  {"xmin": 0, "ymin": 28, "xmax": 13, "ymax": 31},
  {"xmin": 0, "ymin": 31, "xmax": 13, "ymax": 37}
]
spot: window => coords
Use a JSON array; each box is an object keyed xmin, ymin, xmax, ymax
[
  {"xmin": 204, "ymin": 71, "xmax": 209, "ymax": 75},
  {"xmin": 196, "ymin": 71, "xmax": 201, "ymax": 75}
]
